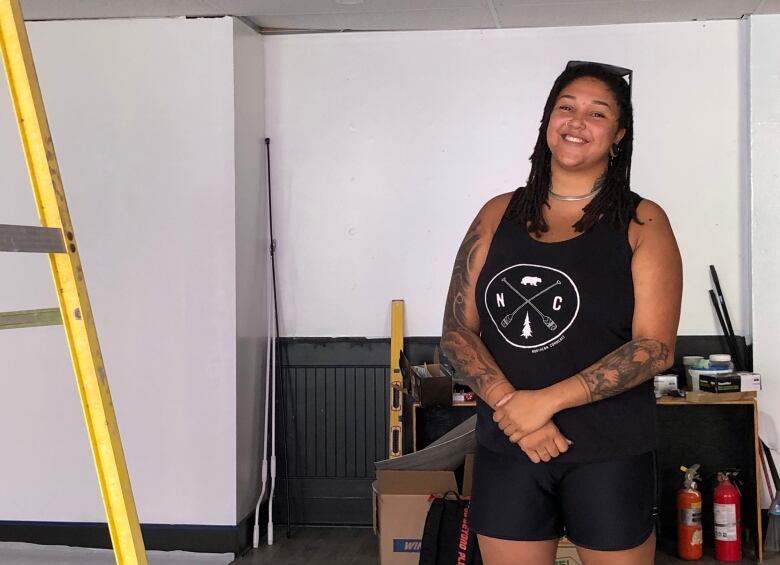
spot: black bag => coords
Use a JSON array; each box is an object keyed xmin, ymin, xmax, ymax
[{"xmin": 419, "ymin": 492, "xmax": 482, "ymax": 565}]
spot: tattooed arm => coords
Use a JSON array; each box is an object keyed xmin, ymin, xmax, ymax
[
  {"xmin": 440, "ymin": 194, "xmax": 516, "ymax": 409},
  {"xmin": 570, "ymin": 338, "xmax": 670, "ymax": 403},
  {"xmin": 494, "ymin": 199, "xmax": 683, "ymax": 442}
]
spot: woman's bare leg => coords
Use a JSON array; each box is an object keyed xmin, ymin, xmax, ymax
[
  {"xmin": 575, "ymin": 530, "xmax": 655, "ymax": 565},
  {"xmin": 477, "ymin": 534, "xmax": 559, "ymax": 565}
]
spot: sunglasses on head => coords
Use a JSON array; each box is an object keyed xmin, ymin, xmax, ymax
[{"xmin": 565, "ymin": 60, "xmax": 633, "ymax": 98}]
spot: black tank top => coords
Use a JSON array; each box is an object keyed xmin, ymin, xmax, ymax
[{"xmin": 474, "ymin": 190, "xmax": 655, "ymax": 463}]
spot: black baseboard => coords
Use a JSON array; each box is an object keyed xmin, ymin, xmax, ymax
[{"xmin": 0, "ymin": 507, "xmax": 260, "ymax": 555}]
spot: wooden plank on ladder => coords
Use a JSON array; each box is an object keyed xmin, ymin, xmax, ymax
[{"xmin": 0, "ymin": 1, "xmax": 147, "ymax": 563}]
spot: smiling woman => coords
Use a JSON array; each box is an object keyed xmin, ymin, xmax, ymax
[
  {"xmin": 546, "ymin": 77, "xmax": 625, "ymax": 180},
  {"xmin": 439, "ymin": 61, "xmax": 682, "ymax": 565}
]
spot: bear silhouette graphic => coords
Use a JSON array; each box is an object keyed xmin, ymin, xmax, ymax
[{"xmin": 521, "ymin": 276, "xmax": 542, "ymax": 286}]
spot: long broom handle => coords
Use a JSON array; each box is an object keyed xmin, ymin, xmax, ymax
[{"xmin": 265, "ymin": 137, "xmax": 292, "ymax": 538}]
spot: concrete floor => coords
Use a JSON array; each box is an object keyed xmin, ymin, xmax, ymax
[
  {"xmin": 233, "ymin": 527, "xmax": 780, "ymax": 565},
  {"xmin": 0, "ymin": 542, "xmax": 232, "ymax": 564},
  {"xmin": 234, "ymin": 527, "xmax": 376, "ymax": 565}
]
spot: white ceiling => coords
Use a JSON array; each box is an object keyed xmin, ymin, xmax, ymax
[{"xmin": 19, "ymin": 0, "xmax": 780, "ymax": 32}]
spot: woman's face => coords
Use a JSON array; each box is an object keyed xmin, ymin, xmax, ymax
[{"xmin": 545, "ymin": 77, "xmax": 626, "ymax": 175}]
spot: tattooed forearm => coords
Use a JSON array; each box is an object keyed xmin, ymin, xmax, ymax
[
  {"xmin": 575, "ymin": 338, "xmax": 671, "ymax": 403},
  {"xmin": 442, "ymin": 330, "xmax": 511, "ymax": 406},
  {"xmin": 440, "ymin": 218, "xmax": 513, "ymax": 406}
]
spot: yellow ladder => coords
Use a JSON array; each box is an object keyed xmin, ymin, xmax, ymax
[{"xmin": 0, "ymin": 1, "xmax": 147, "ymax": 563}]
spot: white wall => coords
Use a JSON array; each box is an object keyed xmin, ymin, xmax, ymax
[
  {"xmin": 750, "ymin": 14, "xmax": 780, "ymax": 457},
  {"xmin": 0, "ymin": 17, "xmax": 240, "ymax": 525},
  {"xmin": 0, "ymin": 11, "xmax": 763, "ymax": 528},
  {"xmin": 233, "ymin": 19, "xmax": 268, "ymax": 522},
  {"xmin": 264, "ymin": 21, "xmax": 749, "ymax": 338}
]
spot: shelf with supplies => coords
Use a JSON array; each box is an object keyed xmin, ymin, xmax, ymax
[
  {"xmin": 656, "ymin": 390, "xmax": 763, "ymax": 562},
  {"xmin": 656, "ymin": 389, "xmax": 757, "ymax": 405},
  {"xmin": 398, "ymin": 348, "xmax": 476, "ymax": 452}
]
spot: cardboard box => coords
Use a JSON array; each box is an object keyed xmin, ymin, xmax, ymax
[
  {"xmin": 737, "ymin": 371, "xmax": 762, "ymax": 391},
  {"xmin": 372, "ymin": 468, "xmax": 463, "ymax": 565},
  {"xmin": 400, "ymin": 350, "xmax": 453, "ymax": 407},
  {"xmin": 699, "ymin": 371, "xmax": 762, "ymax": 393},
  {"xmin": 654, "ymin": 374, "xmax": 678, "ymax": 396},
  {"xmin": 556, "ymin": 538, "xmax": 583, "ymax": 564},
  {"xmin": 699, "ymin": 372, "xmax": 740, "ymax": 393}
]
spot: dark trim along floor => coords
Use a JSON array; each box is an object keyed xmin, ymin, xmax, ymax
[{"xmin": 0, "ymin": 507, "xmax": 259, "ymax": 556}]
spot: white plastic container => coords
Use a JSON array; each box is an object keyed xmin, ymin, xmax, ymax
[
  {"xmin": 709, "ymin": 354, "xmax": 734, "ymax": 371},
  {"xmin": 683, "ymin": 356, "xmax": 704, "ymax": 390},
  {"xmin": 686, "ymin": 354, "xmax": 735, "ymax": 391}
]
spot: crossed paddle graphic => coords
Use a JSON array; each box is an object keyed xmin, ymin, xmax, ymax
[{"xmin": 500, "ymin": 278, "xmax": 562, "ymax": 331}]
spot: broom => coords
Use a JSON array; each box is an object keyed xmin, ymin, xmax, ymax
[
  {"xmin": 767, "ymin": 490, "xmax": 780, "ymax": 552},
  {"xmin": 765, "ymin": 441, "xmax": 780, "ymax": 552}
]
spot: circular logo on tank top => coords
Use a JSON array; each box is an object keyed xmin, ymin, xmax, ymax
[{"xmin": 484, "ymin": 264, "xmax": 579, "ymax": 349}]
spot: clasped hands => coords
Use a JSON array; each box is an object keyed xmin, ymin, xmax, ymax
[{"xmin": 492, "ymin": 389, "xmax": 572, "ymax": 464}]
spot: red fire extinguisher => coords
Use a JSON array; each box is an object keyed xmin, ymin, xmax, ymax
[
  {"xmin": 714, "ymin": 471, "xmax": 741, "ymax": 561},
  {"xmin": 677, "ymin": 464, "xmax": 703, "ymax": 560}
]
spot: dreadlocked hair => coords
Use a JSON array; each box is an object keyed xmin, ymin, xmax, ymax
[{"xmin": 506, "ymin": 62, "xmax": 640, "ymax": 235}]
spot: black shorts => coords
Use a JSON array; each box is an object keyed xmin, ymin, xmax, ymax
[{"xmin": 469, "ymin": 443, "xmax": 657, "ymax": 551}]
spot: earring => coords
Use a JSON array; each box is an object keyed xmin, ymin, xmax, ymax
[{"xmin": 609, "ymin": 144, "xmax": 619, "ymax": 159}]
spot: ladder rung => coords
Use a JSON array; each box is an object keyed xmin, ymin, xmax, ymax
[
  {"xmin": 0, "ymin": 308, "xmax": 62, "ymax": 330},
  {"xmin": 0, "ymin": 224, "xmax": 66, "ymax": 253}
]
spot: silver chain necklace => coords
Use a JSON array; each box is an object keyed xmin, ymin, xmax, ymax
[{"xmin": 548, "ymin": 185, "xmax": 603, "ymax": 202}]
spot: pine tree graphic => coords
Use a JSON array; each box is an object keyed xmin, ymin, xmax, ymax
[{"xmin": 521, "ymin": 312, "xmax": 532, "ymax": 339}]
